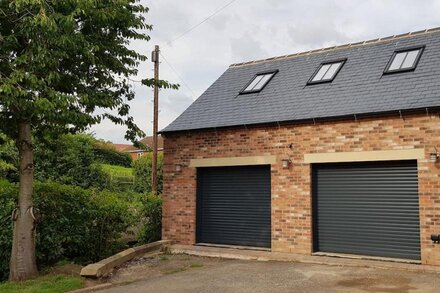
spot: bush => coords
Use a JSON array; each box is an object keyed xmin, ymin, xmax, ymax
[
  {"xmin": 0, "ymin": 134, "xmax": 18, "ymax": 181},
  {"xmin": 0, "ymin": 180, "xmax": 16, "ymax": 281},
  {"xmin": 99, "ymin": 164, "xmax": 134, "ymax": 192},
  {"xmin": 1, "ymin": 133, "xmax": 132, "ymax": 189},
  {"xmin": 92, "ymin": 141, "xmax": 132, "ymax": 167},
  {"xmin": 0, "ymin": 161, "xmax": 15, "ymax": 178},
  {"xmin": 34, "ymin": 134, "xmax": 111, "ymax": 189},
  {"xmin": 0, "ymin": 180, "xmax": 135, "ymax": 281},
  {"xmin": 132, "ymin": 153, "xmax": 163, "ymax": 193},
  {"xmin": 138, "ymin": 194, "xmax": 162, "ymax": 244}
]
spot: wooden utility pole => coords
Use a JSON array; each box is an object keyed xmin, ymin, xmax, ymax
[{"xmin": 151, "ymin": 45, "xmax": 159, "ymax": 195}]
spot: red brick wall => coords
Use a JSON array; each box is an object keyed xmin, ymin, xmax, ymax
[
  {"xmin": 128, "ymin": 152, "xmax": 139, "ymax": 160},
  {"xmin": 162, "ymin": 113, "xmax": 440, "ymax": 265}
]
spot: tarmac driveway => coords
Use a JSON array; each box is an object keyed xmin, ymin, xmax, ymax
[{"xmin": 97, "ymin": 254, "xmax": 438, "ymax": 293}]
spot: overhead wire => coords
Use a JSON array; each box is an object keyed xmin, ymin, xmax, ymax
[
  {"xmin": 159, "ymin": 51, "xmax": 195, "ymax": 97},
  {"xmin": 166, "ymin": 0, "xmax": 238, "ymax": 46},
  {"xmin": 134, "ymin": 0, "xmax": 239, "ymax": 99}
]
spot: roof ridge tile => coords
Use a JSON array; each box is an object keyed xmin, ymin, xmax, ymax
[{"xmin": 229, "ymin": 27, "xmax": 439, "ymax": 68}]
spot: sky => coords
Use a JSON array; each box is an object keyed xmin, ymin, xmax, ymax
[{"xmin": 90, "ymin": 0, "xmax": 440, "ymax": 143}]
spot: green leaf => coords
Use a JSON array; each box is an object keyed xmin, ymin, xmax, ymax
[{"xmin": 0, "ymin": 0, "xmax": 172, "ymax": 143}]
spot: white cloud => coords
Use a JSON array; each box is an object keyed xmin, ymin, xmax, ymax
[
  {"xmin": 230, "ymin": 33, "xmax": 268, "ymax": 62},
  {"xmin": 91, "ymin": 0, "xmax": 440, "ymax": 143}
]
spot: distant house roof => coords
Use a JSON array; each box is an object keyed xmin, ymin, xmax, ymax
[
  {"xmin": 140, "ymin": 135, "xmax": 164, "ymax": 150},
  {"xmin": 122, "ymin": 136, "xmax": 164, "ymax": 152},
  {"xmin": 162, "ymin": 28, "xmax": 440, "ymax": 133},
  {"xmin": 113, "ymin": 143, "xmax": 132, "ymax": 152}
]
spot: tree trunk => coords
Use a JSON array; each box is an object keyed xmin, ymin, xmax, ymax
[{"xmin": 9, "ymin": 121, "xmax": 38, "ymax": 281}]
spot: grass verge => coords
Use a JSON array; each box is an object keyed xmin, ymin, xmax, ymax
[
  {"xmin": 0, "ymin": 275, "xmax": 84, "ymax": 293},
  {"xmin": 100, "ymin": 164, "xmax": 133, "ymax": 177}
]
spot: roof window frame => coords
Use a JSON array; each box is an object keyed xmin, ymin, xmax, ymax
[
  {"xmin": 307, "ymin": 58, "xmax": 347, "ymax": 85},
  {"xmin": 383, "ymin": 45, "xmax": 425, "ymax": 75},
  {"xmin": 239, "ymin": 69, "xmax": 279, "ymax": 95}
]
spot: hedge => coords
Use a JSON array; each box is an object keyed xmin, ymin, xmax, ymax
[
  {"xmin": 33, "ymin": 134, "xmax": 111, "ymax": 189},
  {"xmin": 92, "ymin": 141, "xmax": 132, "ymax": 167},
  {"xmin": 0, "ymin": 180, "xmax": 137, "ymax": 281},
  {"xmin": 138, "ymin": 194, "xmax": 162, "ymax": 244},
  {"xmin": 132, "ymin": 153, "xmax": 163, "ymax": 193},
  {"xmin": 2, "ymin": 134, "xmax": 132, "ymax": 189}
]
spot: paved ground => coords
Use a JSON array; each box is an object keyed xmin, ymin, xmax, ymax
[{"xmin": 97, "ymin": 254, "xmax": 439, "ymax": 293}]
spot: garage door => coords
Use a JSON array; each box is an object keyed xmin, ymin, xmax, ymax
[
  {"xmin": 196, "ymin": 165, "xmax": 271, "ymax": 248},
  {"xmin": 313, "ymin": 161, "xmax": 421, "ymax": 260}
]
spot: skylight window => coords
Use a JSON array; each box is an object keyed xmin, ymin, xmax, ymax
[
  {"xmin": 308, "ymin": 59, "xmax": 346, "ymax": 84},
  {"xmin": 240, "ymin": 70, "xmax": 278, "ymax": 94},
  {"xmin": 384, "ymin": 46, "xmax": 424, "ymax": 74}
]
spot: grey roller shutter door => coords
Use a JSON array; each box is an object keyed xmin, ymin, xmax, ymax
[
  {"xmin": 196, "ymin": 165, "xmax": 271, "ymax": 248},
  {"xmin": 313, "ymin": 160, "xmax": 421, "ymax": 260}
]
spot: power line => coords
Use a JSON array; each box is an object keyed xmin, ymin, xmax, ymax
[
  {"xmin": 127, "ymin": 55, "xmax": 195, "ymax": 100},
  {"xmin": 130, "ymin": 1, "xmax": 239, "ymax": 96},
  {"xmin": 159, "ymin": 51, "xmax": 195, "ymax": 97},
  {"xmin": 158, "ymin": 0, "xmax": 239, "ymax": 97},
  {"xmin": 166, "ymin": 0, "xmax": 238, "ymax": 46}
]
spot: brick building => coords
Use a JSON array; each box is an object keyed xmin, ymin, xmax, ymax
[{"xmin": 160, "ymin": 29, "xmax": 440, "ymax": 266}]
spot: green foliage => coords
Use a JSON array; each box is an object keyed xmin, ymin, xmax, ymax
[
  {"xmin": 0, "ymin": 180, "xmax": 135, "ymax": 281},
  {"xmin": 138, "ymin": 194, "xmax": 162, "ymax": 244},
  {"xmin": 141, "ymin": 78, "xmax": 180, "ymax": 90},
  {"xmin": 34, "ymin": 134, "xmax": 110, "ymax": 189},
  {"xmin": 0, "ymin": 134, "xmax": 18, "ymax": 181},
  {"xmin": 92, "ymin": 142, "xmax": 132, "ymax": 167},
  {"xmin": 4, "ymin": 133, "xmax": 132, "ymax": 189},
  {"xmin": 0, "ymin": 274, "xmax": 84, "ymax": 293},
  {"xmin": 0, "ymin": 0, "xmax": 178, "ymax": 141},
  {"xmin": 0, "ymin": 0, "xmax": 178, "ymax": 280},
  {"xmin": 100, "ymin": 164, "xmax": 133, "ymax": 177},
  {"xmin": 0, "ymin": 0, "xmax": 142, "ymax": 140},
  {"xmin": 133, "ymin": 140, "xmax": 152, "ymax": 152},
  {"xmin": 0, "ymin": 180, "xmax": 16, "ymax": 281},
  {"xmin": 0, "ymin": 161, "xmax": 15, "ymax": 176},
  {"xmin": 99, "ymin": 163, "xmax": 134, "ymax": 191},
  {"xmin": 133, "ymin": 153, "xmax": 163, "ymax": 193}
]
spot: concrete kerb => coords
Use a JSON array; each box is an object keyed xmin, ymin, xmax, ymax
[
  {"xmin": 170, "ymin": 245, "xmax": 440, "ymax": 274},
  {"xmin": 69, "ymin": 283, "xmax": 114, "ymax": 293},
  {"xmin": 80, "ymin": 240, "xmax": 172, "ymax": 279}
]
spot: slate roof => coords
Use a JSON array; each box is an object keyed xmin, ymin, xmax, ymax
[{"xmin": 162, "ymin": 28, "xmax": 440, "ymax": 133}]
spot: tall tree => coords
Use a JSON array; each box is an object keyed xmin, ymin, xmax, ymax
[{"xmin": 0, "ymin": 0, "xmax": 176, "ymax": 281}]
